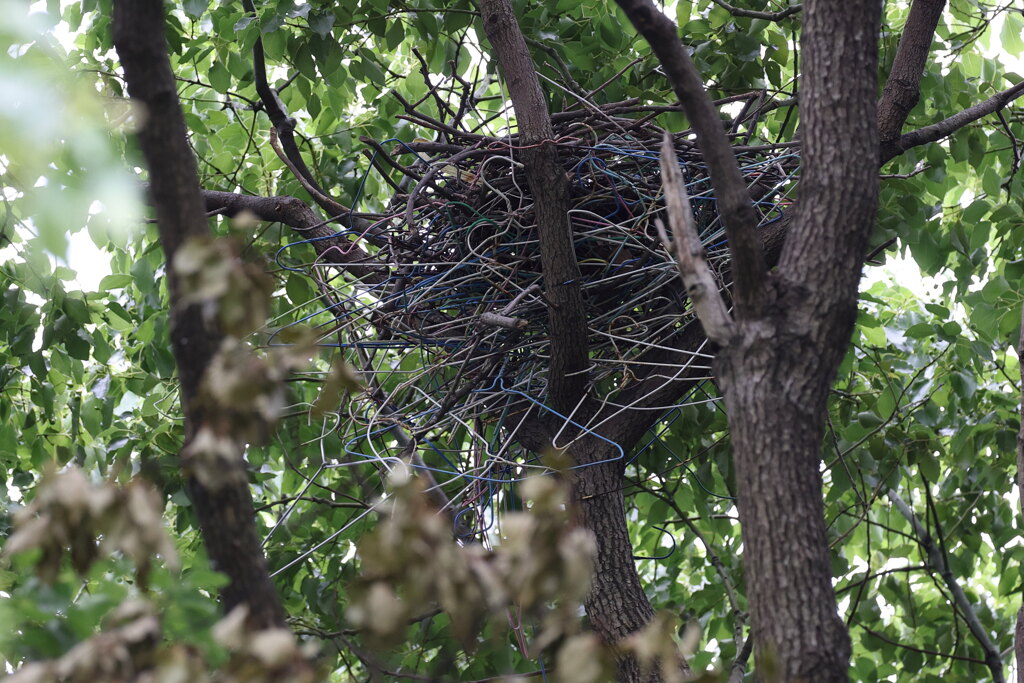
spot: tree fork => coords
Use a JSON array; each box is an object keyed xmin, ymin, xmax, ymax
[
  {"xmin": 614, "ymin": 0, "xmax": 768, "ymax": 317},
  {"xmin": 477, "ymin": 2, "xmax": 673, "ymax": 679},
  {"xmin": 876, "ymin": 0, "xmax": 947, "ymax": 148},
  {"xmin": 628, "ymin": 0, "xmax": 881, "ymax": 677}
]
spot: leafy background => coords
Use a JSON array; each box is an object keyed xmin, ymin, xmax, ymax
[{"xmin": 1, "ymin": 0, "xmax": 1023, "ymax": 680}]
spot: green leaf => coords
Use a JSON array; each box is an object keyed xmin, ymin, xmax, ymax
[
  {"xmin": 293, "ymin": 44, "xmax": 317, "ymax": 80},
  {"xmin": 285, "ymin": 273, "xmax": 314, "ymax": 306},
  {"xmin": 183, "ymin": 0, "xmax": 209, "ymax": 19},
  {"xmin": 1001, "ymin": 12, "xmax": 1024, "ymax": 54},
  {"xmin": 64, "ymin": 330, "xmax": 92, "ymax": 361},
  {"xmin": 98, "ymin": 274, "xmax": 132, "ymax": 290},
  {"xmin": 982, "ymin": 166, "xmax": 1003, "ymax": 198},
  {"xmin": 62, "ymin": 296, "xmax": 91, "ymax": 324},
  {"xmin": 861, "ymin": 324, "xmax": 886, "ymax": 347},
  {"xmin": 208, "ymin": 60, "xmax": 231, "ymax": 93},
  {"xmin": 359, "ymin": 57, "xmax": 386, "ymax": 86},
  {"xmin": 308, "ymin": 11, "xmax": 334, "ymax": 38},
  {"xmin": 233, "ymin": 15, "xmax": 255, "ymax": 32},
  {"xmin": 385, "ymin": 19, "xmax": 405, "ymax": 51},
  {"xmin": 962, "ymin": 199, "xmax": 990, "ymax": 224},
  {"xmin": 905, "ymin": 322, "xmax": 934, "ymax": 339}
]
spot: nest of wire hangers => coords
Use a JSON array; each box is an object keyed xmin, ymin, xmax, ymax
[{"xmin": 282, "ymin": 98, "xmax": 799, "ymax": 490}]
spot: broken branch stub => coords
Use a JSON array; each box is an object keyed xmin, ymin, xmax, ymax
[{"xmin": 657, "ymin": 131, "xmax": 734, "ymax": 345}]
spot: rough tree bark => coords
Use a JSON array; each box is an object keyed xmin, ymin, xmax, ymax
[
  {"xmin": 717, "ymin": 0, "xmax": 881, "ymax": 676},
  {"xmin": 112, "ymin": 0, "xmax": 286, "ymax": 630},
  {"xmin": 714, "ymin": 4, "xmax": 879, "ymax": 678},
  {"xmin": 477, "ymin": 2, "xmax": 669, "ymax": 680},
  {"xmin": 477, "ymin": 0, "xmax": 589, "ymax": 413},
  {"xmin": 877, "ymin": 0, "xmax": 946, "ymax": 155},
  {"xmin": 1017, "ymin": 302, "xmax": 1024, "ymax": 683},
  {"xmin": 201, "ymin": 190, "xmax": 384, "ymax": 284},
  {"xmin": 572, "ymin": 439, "xmax": 662, "ymax": 682},
  {"xmin": 618, "ymin": 0, "xmax": 880, "ymax": 679}
]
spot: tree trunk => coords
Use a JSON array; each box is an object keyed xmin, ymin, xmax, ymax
[
  {"xmin": 1016, "ymin": 303, "xmax": 1024, "ymax": 683},
  {"xmin": 477, "ymin": 2, "xmax": 668, "ymax": 679},
  {"xmin": 714, "ymin": 0, "xmax": 882, "ymax": 677},
  {"xmin": 112, "ymin": 0, "xmax": 287, "ymax": 630},
  {"xmin": 617, "ymin": 0, "xmax": 880, "ymax": 678},
  {"xmin": 571, "ymin": 439, "xmax": 660, "ymax": 681},
  {"xmin": 478, "ymin": 0, "xmax": 589, "ymax": 414},
  {"xmin": 716, "ymin": 322, "xmax": 852, "ymax": 682}
]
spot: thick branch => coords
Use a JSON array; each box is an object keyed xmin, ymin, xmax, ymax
[
  {"xmin": 614, "ymin": 0, "xmax": 767, "ymax": 316},
  {"xmin": 241, "ymin": 0, "xmax": 369, "ymax": 232},
  {"xmin": 887, "ymin": 490, "xmax": 1005, "ymax": 682},
  {"xmin": 704, "ymin": 1, "xmax": 880, "ymax": 679},
  {"xmin": 781, "ymin": 0, "xmax": 880, "ymax": 314},
  {"xmin": 112, "ymin": 0, "xmax": 286, "ymax": 630},
  {"xmin": 657, "ymin": 132, "xmax": 734, "ymax": 345},
  {"xmin": 603, "ymin": 211, "xmax": 792, "ymax": 450},
  {"xmin": 478, "ymin": 0, "xmax": 590, "ymax": 415},
  {"xmin": 201, "ymin": 190, "xmax": 385, "ymax": 284},
  {"xmin": 883, "ymin": 81, "xmax": 1024, "ymax": 164},
  {"xmin": 600, "ymin": 3, "xmax": 1015, "ymax": 512},
  {"xmin": 877, "ymin": 0, "xmax": 947, "ymax": 145},
  {"xmin": 708, "ymin": 0, "xmax": 801, "ymax": 21},
  {"xmin": 728, "ymin": 637, "xmax": 755, "ymax": 683},
  {"xmin": 241, "ymin": 0, "xmax": 322, "ymax": 193},
  {"xmin": 268, "ymin": 128, "xmax": 354, "ymax": 221},
  {"xmin": 614, "ymin": 74, "xmax": 1020, "ymax": 442},
  {"xmin": 1016, "ymin": 303, "xmax": 1024, "ymax": 683}
]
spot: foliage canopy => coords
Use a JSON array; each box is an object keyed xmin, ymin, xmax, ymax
[{"xmin": 1, "ymin": 0, "xmax": 1023, "ymax": 680}]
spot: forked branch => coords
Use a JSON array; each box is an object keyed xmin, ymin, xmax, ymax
[
  {"xmin": 877, "ymin": 0, "xmax": 947, "ymax": 146},
  {"xmin": 887, "ymin": 489, "xmax": 1005, "ymax": 683},
  {"xmin": 200, "ymin": 190, "xmax": 385, "ymax": 284},
  {"xmin": 614, "ymin": 0, "xmax": 767, "ymax": 316}
]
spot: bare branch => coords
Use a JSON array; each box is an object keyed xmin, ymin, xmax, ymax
[
  {"xmin": 856, "ymin": 622, "xmax": 990, "ymax": 665},
  {"xmin": 241, "ymin": 0, "xmax": 326, "ymax": 195},
  {"xmin": 200, "ymin": 190, "xmax": 386, "ymax": 284},
  {"xmin": 728, "ymin": 636, "xmax": 755, "ymax": 683},
  {"xmin": 268, "ymin": 127, "xmax": 354, "ymax": 224},
  {"xmin": 708, "ymin": 0, "xmax": 802, "ymax": 21},
  {"xmin": 887, "ymin": 489, "xmax": 1005, "ymax": 683},
  {"xmin": 883, "ymin": 81, "xmax": 1024, "ymax": 163},
  {"xmin": 877, "ymin": 0, "xmax": 947, "ymax": 145},
  {"xmin": 479, "ymin": 312, "xmax": 528, "ymax": 330},
  {"xmin": 614, "ymin": 0, "xmax": 767, "ymax": 317},
  {"xmin": 657, "ymin": 132, "xmax": 734, "ymax": 345},
  {"xmin": 996, "ymin": 110, "xmax": 1021, "ymax": 191},
  {"xmin": 524, "ymin": 37, "xmax": 587, "ymax": 96}
]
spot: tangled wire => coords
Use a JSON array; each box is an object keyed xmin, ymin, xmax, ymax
[{"xmin": 274, "ymin": 99, "xmax": 799, "ymax": 528}]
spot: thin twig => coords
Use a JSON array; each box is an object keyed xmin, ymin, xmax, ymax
[{"xmin": 887, "ymin": 489, "xmax": 1005, "ymax": 682}]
